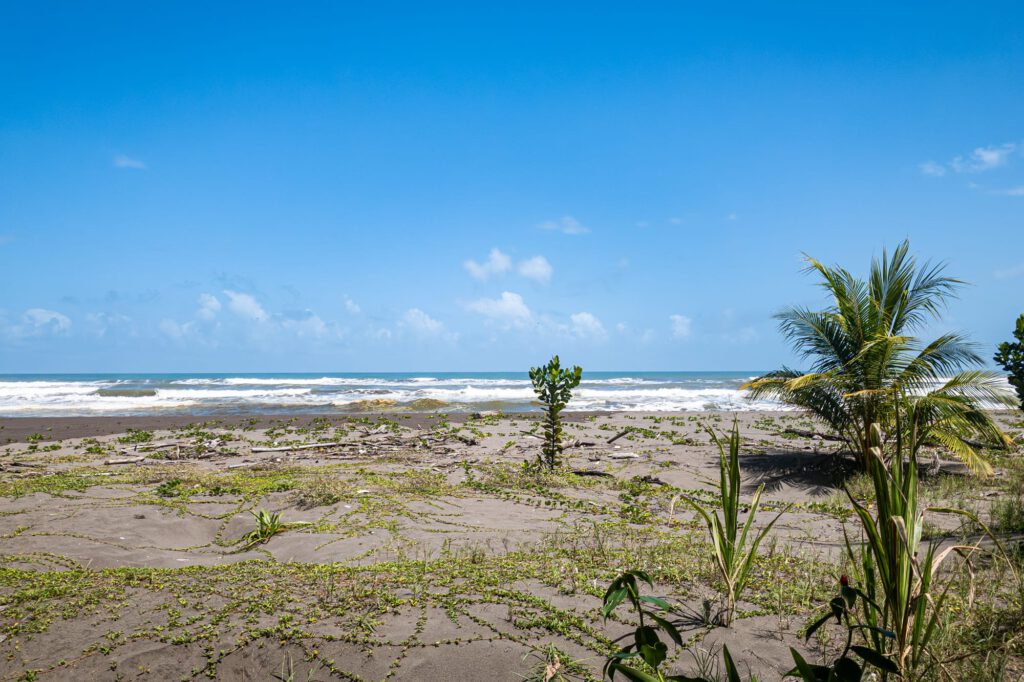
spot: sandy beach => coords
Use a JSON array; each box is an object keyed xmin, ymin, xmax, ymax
[{"xmin": 1, "ymin": 409, "xmax": 1019, "ymax": 680}]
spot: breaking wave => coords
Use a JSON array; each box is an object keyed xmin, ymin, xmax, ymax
[{"xmin": 0, "ymin": 372, "xmax": 789, "ymax": 416}]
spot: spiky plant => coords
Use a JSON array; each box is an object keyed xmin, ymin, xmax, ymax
[
  {"xmin": 683, "ymin": 420, "xmax": 786, "ymax": 627},
  {"xmin": 746, "ymin": 240, "xmax": 1012, "ymax": 473},
  {"xmin": 245, "ymin": 509, "xmax": 286, "ymax": 546}
]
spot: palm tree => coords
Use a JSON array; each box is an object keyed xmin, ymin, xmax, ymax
[{"xmin": 745, "ymin": 241, "xmax": 1012, "ymax": 473}]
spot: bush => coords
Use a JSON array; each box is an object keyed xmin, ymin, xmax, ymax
[
  {"xmin": 994, "ymin": 313, "xmax": 1024, "ymax": 411},
  {"xmin": 529, "ymin": 355, "xmax": 582, "ymax": 469}
]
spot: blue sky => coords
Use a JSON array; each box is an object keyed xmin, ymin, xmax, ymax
[{"xmin": 1, "ymin": 2, "xmax": 1022, "ymax": 372}]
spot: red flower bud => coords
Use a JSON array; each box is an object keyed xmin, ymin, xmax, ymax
[{"xmin": 840, "ymin": 575, "xmax": 849, "ymax": 587}]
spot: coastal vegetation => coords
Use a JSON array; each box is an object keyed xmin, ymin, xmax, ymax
[
  {"xmin": 746, "ymin": 240, "xmax": 1012, "ymax": 473},
  {"xmin": 0, "ymin": 407, "xmax": 1020, "ymax": 680},
  {"xmin": 529, "ymin": 355, "xmax": 583, "ymax": 469},
  {"xmin": 995, "ymin": 313, "xmax": 1024, "ymax": 411},
  {"xmin": 600, "ymin": 410, "xmax": 1022, "ymax": 680},
  {"xmin": 681, "ymin": 421, "xmax": 785, "ymax": 627}
]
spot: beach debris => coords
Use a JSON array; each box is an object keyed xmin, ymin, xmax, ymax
[
  {"xmin": 607, "ymin": 429, "xmax": 631, "ymax": 444},
  {"xmin": 609, "ymin": 452, "xmax": 639, "ymax": 460},
  {"xmin": 251, "ymin": 442, "xmax": 343, "ymax": 453},
  {"xmin": 570, "ymin": 469, "xmax": 614, "ymax": 478},
  {"xmin": 138, "ymin": 441, "xmax": 180, "ymax": 451},
  {"xmin": 104, "ymin": 456, "xmax": 146, "ymax": 465},
  {"xmin": 780, "ymin": 427, "xmax": 843, "ymax": 442}
]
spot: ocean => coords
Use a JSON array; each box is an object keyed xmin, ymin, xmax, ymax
[{"xmin": 0, "ymin": 372, "xmax": 792, "ymax": 417}]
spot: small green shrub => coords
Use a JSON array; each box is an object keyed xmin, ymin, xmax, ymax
[
  {"xmin": 788, "ymin": 574, "xmax": 899, "ymax": 680},
  {"xmin": 529, "ymin": 355, "xmax": 582, "ymax": 469},
  {"xmin": 995, "ymin": 313, "xmax": 1024, "ymax": 411},
  {"xmin": 601, "ymin": 570, "xmax": 752, "ymax": 681}
]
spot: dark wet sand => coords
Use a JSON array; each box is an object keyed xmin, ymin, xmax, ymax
[{"xmin": 0, "ymin": 411, "xmax": 603, "ymax": 443}]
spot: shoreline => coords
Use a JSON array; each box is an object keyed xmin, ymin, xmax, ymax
[
  {"xmin": 0, "ymin": 409, "xmax": 793, "ymax": 443},
  {"xmin": 3, "ymin": 408, "xmax": 1018, "ymax": 444}
]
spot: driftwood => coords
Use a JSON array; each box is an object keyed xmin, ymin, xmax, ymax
[
  {"xmin": 607, "ymin": 429, "xmax": 631, "ymax": 445},
  {"xmin": 105, "ymin": 456, "xmax": 146, "ymax": 465},
  {"xmin": 571, "ymin": 469, "xmax": 614, "ymax": 478},
  {"xmin": 609, "ymin": 452, "xmax": 639, "ymax": 460},
  {"xmin": 139, "ymin": 442, "xmax": 179, "ymax": 451},
  {"xmin": 780, "ymin": 428, "xmax": 844, "ymax": 442},
  {"xmin": 251, "ymin": 442, "xmax": 344, "ymax": 453}
]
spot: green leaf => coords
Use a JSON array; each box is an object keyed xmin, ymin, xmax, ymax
[
  {"xmin": 803, "ymin": 611, "xmax": 834, "ymax": 642},
  {"xmin": 603, "ymin": 587, "xmax": 627, "ymax": 619},
  {"xmin": 851, "ymin": 645, "xmax": 900, "ymax": 674},
  {"xmin": 786, "ymin": 649, "xmax": 820, "ymax": 681},
  {"xmin": 649, "ymin": 612, "xmax": 683, "ymax": 647},
  {"xmin": 638, "ymin": 595, "xmax": 671, "ymax": 610},
  {"xmin": 831, "ymin": 656, "xmax": 862, "ymax": 682},
  {"xmin": 721, "ymin": 645, "xmax": 742, "ymax": 682},
  {"xmin": 605, "ymin": 661, "xmax": 663, "ymax": 682}
]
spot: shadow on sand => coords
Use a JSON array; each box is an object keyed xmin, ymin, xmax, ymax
[{"xmin": 739, "ymin": 450, "xmax": 861, "ymax": 497}]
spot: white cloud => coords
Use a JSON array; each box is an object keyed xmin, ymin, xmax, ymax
[
  {"xmin": 570, "ymin": 312, "xmax": 607, "ymax": 340},
  {"xmin": 464, "ymin": 248, "xmax": 512, "ymax": 280},
  {"xmin": 85, "ymin": 312, "xmax": 133, "ymax": 338},
  {"xmin": 197, "ymin": 293, "xmax": 221, "ymax": 320},
  {"xmin": 539, "ymin": 216, "xmax": 589, "ymax": 235},
  {"xmin": 113, "ymin": 154, "xmax": 147, "ymax": 170},
  {"xmin": 670, "ymin": 314, "xmax": 692, "ymax": 339},
  {"xmin": 280, "ymin": 311, "xmax": 329, "ymax": 338},
  {"xmin": 343, "ymin": 296, "xmax": 361, "ymax": 314},
  {"xmin": 951, "ymin": 143, "xmax": 1016, "ymax": 173},
  {"xmin": 995, "ymin": 262, "xmax": 1024, "ymax": 280},
  {"xmin": 159, "ymin": 318, "xmax": 191, "ymax": 339},
  {"xmin": 668, "ymin": 217, "xmax": 683, "ymax": 225},
  {"xmin": 16, "ymin": 308, "xmax": 72, "ymax": 336},
  {"xmin": 467, "ymin": 291, "xmax": 532, "ymax": 325},
  {"xmin": 926, "ymin": 142, "xmax": 1019, "ymax": 176},
  {"xmin": 401, "ymin": 308, "xmax": 446, "ymax": 337},
  {"xmin": 517, "ymin": 255, "xmax": 553, "ymax": 284},
  {"xmin": 223, "ymin": 290, "xmax": 268, "ymax": 322}
]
